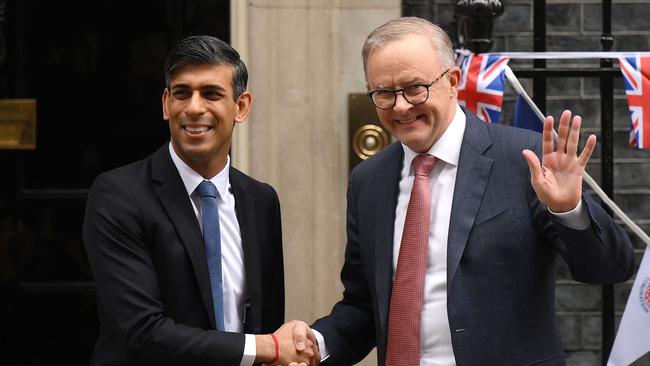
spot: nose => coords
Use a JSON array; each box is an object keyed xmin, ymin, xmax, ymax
[
  {"xmin": 392, "ymin": 91, "xmax": 412, "ymax": 112},
  {"xmin": 186, "ymin": 91, "xmax": 206, "ymax": 116}
]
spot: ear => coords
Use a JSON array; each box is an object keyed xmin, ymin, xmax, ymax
[
  {"xmin": 447, "ymin": 66, "xmax": 462, "ymax": 98},
  {"xmin": 162, "ymin": 88, "xmax": 170, "ymax": 121},
  {"xmin": 234, "ymin": 91, "xmax": 253, "ymax": 124}
]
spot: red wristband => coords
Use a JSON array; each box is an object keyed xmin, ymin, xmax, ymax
[{"xmin": 269, "ymin": 333, "xmax": 280, "ymax": 365}]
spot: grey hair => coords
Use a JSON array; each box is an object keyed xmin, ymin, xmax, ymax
[{"xmin": 361, "ymin": 17, "xmax": 455, "ymax": 79}]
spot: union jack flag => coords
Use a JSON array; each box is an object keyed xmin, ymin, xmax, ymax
[
  {"xmin": 618, "ymin": 55, "xmax": 650, "ymax": 149},
  {"xmin": 457, "ymin": 53, "xmax": 510, "ymax": 124}
]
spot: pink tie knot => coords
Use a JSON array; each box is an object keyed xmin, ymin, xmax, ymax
[{"xmin": 412, "ymin": 154, "xmax": 436, "ymax": 177}]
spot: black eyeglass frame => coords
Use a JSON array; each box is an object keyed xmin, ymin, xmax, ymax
[{"xmin": 366, "ymin": 68, "xmax": 451, "ymax": 110}]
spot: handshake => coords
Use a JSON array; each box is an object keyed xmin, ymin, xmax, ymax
[{"xmin": 256, "ymin": 320, "xmax": 321, "ymax": 366}]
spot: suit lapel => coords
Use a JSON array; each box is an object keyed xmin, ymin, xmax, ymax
[
  {"xmin": 150, "ymin": 145, "xmax": 216, "ymax": 328},
  {"xmin": 447, "ymin": 113, "xmax": 493, "ymax": 284},
  {"xmin": 373, "ymin": 143, "xmax": 403, "ymax": 344},
  {"xmin": 230, "ymin": 169, "xmax": 263, "ymax": 334}
]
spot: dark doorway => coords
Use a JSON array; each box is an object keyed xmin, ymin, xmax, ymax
[{"xmin": 0, "ymin": 1, "xmax": 230, "ymax": 364}]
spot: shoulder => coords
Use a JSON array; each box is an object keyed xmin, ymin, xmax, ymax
[
  {"xmin": 91, "ymin": 154, "xmax": 153, "ymax": 191},
  {"xmin": 88, "ymin": 146, "xmax": 169, "ymax": 203},
  {"xmin": 230, "ymin": 167, "xmax": 279, "ymax": 200},
  {"xmin": 350, "ymin": 141, "xmax": 402, "ymax": 179}
]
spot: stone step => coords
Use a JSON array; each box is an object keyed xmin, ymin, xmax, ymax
[
  {"xmin": 586, "ymin": 158, "xmax": 650, "ymax": 188},
  {"xmin": 582, "ymin": 128, "xmax": 650, "ymax": 159},
  {"xmin": 586, "ymin": 188, "xmax": 650, "ymax": 221}
]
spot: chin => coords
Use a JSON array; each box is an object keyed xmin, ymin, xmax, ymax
[{"xmin": 399, "ymin": 135, "xmax": 433, "ymax": 152}]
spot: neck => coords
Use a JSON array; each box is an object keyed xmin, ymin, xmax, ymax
[
  {"xmin": 171, "ymin": 142, "xmax": 229, "ymax": 180},
  {"xmin": 190, "ymin": 157, "xmax": 228, "ymax": 180}
]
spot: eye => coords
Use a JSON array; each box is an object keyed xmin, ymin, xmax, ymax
[
  {"xmin": 404, "ymin": 84, "xmax": 427, "ymax": 96},
  {"xmin": 374, "ymin": 90, "xmax": 394, "ymax": 100},
  {"xmin": 203, "ymin": 90, "xmax": 225, "ymax": 100},
  {"xmin": 172, "ymin": 89, "xmax": 191, "ymax": 99}
]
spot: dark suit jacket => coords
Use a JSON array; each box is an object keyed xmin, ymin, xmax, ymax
[
  {"xmin": 312, "ymin": 110, "xmax": 634, "ymax": 366},
  {"xmin": 83, "ymin": 144, "xmax": 284, "ymax": 366}
]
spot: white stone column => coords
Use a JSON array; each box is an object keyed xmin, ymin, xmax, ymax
[{"xmin": 231, "ymin": 1, "xmax": 399, "ymax": 364}]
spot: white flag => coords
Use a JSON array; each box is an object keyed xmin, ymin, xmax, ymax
[{"xmin": 608, "ymin": 245, "xmax": 650, "ymax": 366}]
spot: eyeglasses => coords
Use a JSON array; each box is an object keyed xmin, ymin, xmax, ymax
[{"xmin": 366, "ymin": 69, "xmax": 450, "ymax": 110}]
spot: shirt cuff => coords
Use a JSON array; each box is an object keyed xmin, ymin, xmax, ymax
[
  {"xmin": 548, "ymin": 198, "xmax": 590, "ymax": 230},
  {"xmin": 312, "ymin": 329, "xmax": 331, "ymax": 362},
  {"xmin": 239, "ymin": 334, "xmax": 256, "ymax": 366}
]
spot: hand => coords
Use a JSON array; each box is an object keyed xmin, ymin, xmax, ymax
[
  {"xmin": 256, "ymin": 320, "xmax": 319, "ymax": 366},
  {"xmin": 522, "ymin": 110, "xmax": 596, "ymax": 212},
  {"xmin": 288, "ymin": 320, "xmax": 320, "ymax": 366}
]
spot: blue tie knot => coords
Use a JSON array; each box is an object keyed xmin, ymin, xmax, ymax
[{"xmin": 197, "ymin": 180, "xmax": 218, "ymax": 199}]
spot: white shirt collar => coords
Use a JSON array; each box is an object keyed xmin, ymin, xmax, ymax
[
  {"xmin": 168, "ymin": 142, "xmax": 231, "ymax": 199},
  {"xmin": 401, "ymin": 104, "xmax": 466, "ymax": 172}
]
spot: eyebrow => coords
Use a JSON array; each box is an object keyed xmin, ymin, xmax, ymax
[
  {"xmin": 373, "ymin": 78, "xmax": 427, "ymax": 90},
  {"xmin": 170, "ymin": 83, "xmax": 227, "ymax": 93}
]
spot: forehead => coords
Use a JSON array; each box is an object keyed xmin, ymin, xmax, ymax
[
  {"xmin": 366, "ymin": 34, "xmax": 441, "ymax": 87},
  {"xmin": 169, "ymin": 63, "xmax": 234, "ymax": 89}
]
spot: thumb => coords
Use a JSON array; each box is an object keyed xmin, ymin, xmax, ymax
[
  {"xmin": 522, "ymin": 149, "xmax": 542, "ymax": 179},
  {"xmin": 293, "ymin": 321, "xmax": 308, "ymax": 351}
]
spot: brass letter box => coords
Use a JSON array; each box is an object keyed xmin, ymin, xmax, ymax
[
  {"xmin": 0, "ymin": 99, "xmax": 37, "ymax": 150},
  {"xmin": 348, "ymin": 93, "xmax": 390, "ymax": 171}
]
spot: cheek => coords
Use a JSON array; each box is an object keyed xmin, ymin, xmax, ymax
[{"xmin": 376, "ymin": 110, "xmax": 392, "ymax": 125}]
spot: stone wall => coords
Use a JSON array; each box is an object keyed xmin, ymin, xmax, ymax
[{"xmin": 232, "ymin": 1, "xmax": 401, "ymax": 365}]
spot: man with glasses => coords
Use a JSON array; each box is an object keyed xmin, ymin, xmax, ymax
[{"xmin": 293, "ymin": 17, "xmax": 634, "ymax": 366}]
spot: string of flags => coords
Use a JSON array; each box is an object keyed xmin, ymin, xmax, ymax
[{"xmin": 456, "ymin": 50, "xmax": 650, "ymax": 149}]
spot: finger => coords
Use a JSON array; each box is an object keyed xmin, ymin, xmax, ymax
[
  {"xmin": 542, "ymin": 116, "xmax": 555, "ymax": 156},
  {"xmin": 301, "ymin": 339, "xmax": 315, "ymax": 358},
  {"xmin": 566, "ymin": 114, "xmax": 582, "ymax": 156},
  {"xmin": 556, "ymin": 110, "xmax": 571, "ymax": 153},
  {"xmin": 293, "ymin": 321, "xmax": 308, "ymax": 351},
  {"xmin": 306, "ymin": 328, "xmax": 318, "ymax": 348},
  {"xmin": 312, "ymin": 347, "xmax": 321, "ymax": 366},
  {"xmin": 578, "ymin": 134, "xmax": 597, "ymax": 167},
  {"xmin": 522, "ymin": 149, "xmax": 542, "ymax": 179}
]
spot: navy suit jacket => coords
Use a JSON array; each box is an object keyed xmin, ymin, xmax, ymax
[
  {"xmin": 83, "ymin": 144, "xmax": 284, "ymax": 366},
  {"xmin": 312, "ymin": 110, "xmax": 634, "ymax": 366}
]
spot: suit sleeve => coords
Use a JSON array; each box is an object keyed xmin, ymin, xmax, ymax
[
  {"xmin": 261, "ymin": 183, "xmax": 285, "ymax": 332},
  {"xmin": 83, "ymin": 172, "xmax": 245, "ymax": 365},
  {"xmin": 311, "ymin": 173, "xmax": 376, "ymax": 365},
  {"xmin": 527, "ymin": 138, "xmax": 635, "ymax": 284}
]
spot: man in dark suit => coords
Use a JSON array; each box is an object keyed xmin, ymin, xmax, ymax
[
  {"xmin": 294, "ymin": 17, "xmax": 635, "ymax": 365},
  {"xmin": 83, "ymin": 35, "xmax": 317, "ymax": 366}
]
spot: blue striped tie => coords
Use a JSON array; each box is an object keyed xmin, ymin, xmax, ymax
[{"xmin": 197, "ymin": 180, "xmax": 225, "ymax": 330}]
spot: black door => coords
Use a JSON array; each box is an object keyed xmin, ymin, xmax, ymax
[{"xmin": 0, "ymin": 1, "xmax": 230, "ymax": 364}]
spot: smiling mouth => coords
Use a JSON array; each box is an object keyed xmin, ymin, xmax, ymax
[
  {"xmin": 396, "ymin": 115, "xmax": 425, "ymax": 125},
  {"xmin": 183, "ymin": 126, "xmax": 212, "ymax": 134}
]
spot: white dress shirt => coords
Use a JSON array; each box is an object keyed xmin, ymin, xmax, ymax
[
  {"xmin": 315, "ymin": 104, "xmax": 589, "ymax": 364},
  {"xmin": 394, "ymin": 105, "xmax": 465, "ymax": 365},
  {"xmin": 168, "ymin": 143, "xmax": 256, "ymax": 366}
]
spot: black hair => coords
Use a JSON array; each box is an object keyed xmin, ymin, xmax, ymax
[{"xmin": 164, "ymin": 35, "xmax": 248, "ymax": 99}]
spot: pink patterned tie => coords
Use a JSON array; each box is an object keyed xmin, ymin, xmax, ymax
[{"xmin": 386, "ymin": 154, "xmax": 436, "ymax": 366}]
